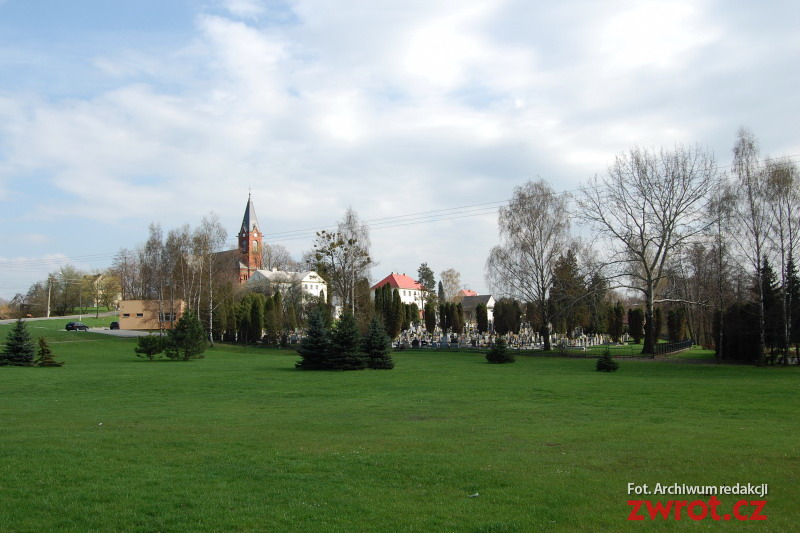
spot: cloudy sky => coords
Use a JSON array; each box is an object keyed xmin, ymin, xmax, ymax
[{"xmin": 0, "ymin": 0, "xmax": 798, "ymax": 300}]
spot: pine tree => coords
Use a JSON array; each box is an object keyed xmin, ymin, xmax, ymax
[
  {"xmin": 363, "ymin": 317, "xmax": 394, "ymax": 369},
  {"xmin": 424, "ymin": 302, "xmax": 437, "ymax": 333},
  {"xmin": 786, "ymin": 257, "xmax": 800, "ymax": 361},
  {"xmin": 296, "ymin": 308, "xmax": 331, "ymax": 370},
  {"xmin": 486, "ymin": 337, "xmax": 514, "ymax": 363},
  {"xmin": 1, "ymin": 319, "xmax": 35, "ymax": 366},
  {"xmin": 165, "ymin": 310, "xmax": 207, "ymax": 360},
  {"xmin": 596, "ymin": 347, "xmax": 619, "ymax": 372},
  {"xmin": 608, "ymin": 302, "xmax": 624, "ymax": 342},
  {"xmin": 35, "ymin": 337, "xmax": 64, "ymax": 367},
  {"xmin": 134, "ymin": 335, "xmax": 164, "ymax": 360},
  {"xmin": 329, "ymin": 311, "xmax": 366, "ymax": 370}
]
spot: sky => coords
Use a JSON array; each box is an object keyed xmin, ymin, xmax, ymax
[{"xmin": 1, "ymin": 0, "xmax": 799, "ymax": 300}]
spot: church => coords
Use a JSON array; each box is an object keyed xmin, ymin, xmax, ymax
[{"xmin": 220, "ymin": 195, "xmax": 328, "ymax": 300}]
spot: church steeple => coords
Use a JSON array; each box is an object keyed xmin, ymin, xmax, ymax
[{"xmin": 237, "ymin": 194, "xmax": 263, "ymax": 281}]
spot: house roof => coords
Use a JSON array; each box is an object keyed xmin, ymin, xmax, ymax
[
  {"xmin": 371, "ymin": 272, "xmax": 423, "ymax": 291},
  {"xmin": 240, "ymin": 193, "xmax": 260, "ymax": 233},
  {"xmin": 459, "ymin": 289, "xmax": 478, "ymax": 297},
  {"xmin": 459, "ymin": 295, "xmax": 495, "ymax": 310}
]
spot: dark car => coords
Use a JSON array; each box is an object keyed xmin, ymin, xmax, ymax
[
  {"xmin": 110, "ymin": 321, "xmax": 120, "ymax": 330},
  {"xmin": 65, "ymin": 321, "xmax": 89, "ymax": 331}
]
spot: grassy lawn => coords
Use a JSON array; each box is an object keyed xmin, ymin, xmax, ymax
[{"xmin": 1, "ymin": 321, "xmax": 798, "ymax": 532}]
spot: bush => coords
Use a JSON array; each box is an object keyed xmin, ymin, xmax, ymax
[
  {"xmin": 595, "ymin": 348, "xmax": 619, "ymax": 372},
  {"xmin": 486, "ymin": 338, "xmax": 515, "ymax": 364},
  {"xmin": 35, "ymin": 337, "xmax": 64, "ymax": 367},
  {"xmin": 0, "ymin": 319, "xmax": 35, "ymax": 366},
  {"xmin": 165, "ymin": 311, "xmax": 207, "ymax": 361},
  {"xmin": 135, "ymin": 335, "xmax": 165, "ymax": 360}
]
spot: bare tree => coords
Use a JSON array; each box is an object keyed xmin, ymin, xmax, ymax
[
  {"xmin": 312, "ymin": 207, "xmax": 372, "ymax": 314},
  {"xmin": 578, "ymin": 145, "xmax": 717, "ymax": 354},
  {"xmin": 766, "ymin": 157, "xmax": 799, "ymax": 364},
  {"xmin": 486, "ymin": 179, "xmax": 570, "ymax": 350},
  {"xmin": 729, "ymin": 128, "xmax": 773, "ymax": 365},
  {"xmin": 439, "ymin": 268, "xmax": 462, "ymax": 303},
  {"xmin": 262, "ymin": 243, "xmax": 300, "ymax": 271},
  {"xmin": 196, "ymin": 213, "xmax": 227, "ymax": 343}
]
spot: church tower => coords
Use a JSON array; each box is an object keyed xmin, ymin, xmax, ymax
[{"xmin": 237, "ymin": 194, "xmax": 263, "ymax": 282}]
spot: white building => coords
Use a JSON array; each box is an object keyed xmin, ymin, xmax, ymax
[
  {"xmin": 247, "ymin": 268, "xmax": 327, "ymax": 301},
  {"xmin": 370, "ymin": 272, "xmax": 425, "ymax": 307}
]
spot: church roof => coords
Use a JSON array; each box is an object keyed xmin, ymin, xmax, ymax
[{"xmin": 240, "ymin": 194, "xmax": 260, "ymax": 233}]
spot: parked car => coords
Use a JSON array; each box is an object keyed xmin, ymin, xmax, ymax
[
  {"xmin": 65, "ymin": 321, "xmax": 89, "ymax": 331},
  {"xmin": 110, "ymin": 321, "xmax": 120, "ymax": 330}
]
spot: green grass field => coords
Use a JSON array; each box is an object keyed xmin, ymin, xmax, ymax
[{"xmin": 1, "ymin": 320, "xmax": 798, "ymax": 531}]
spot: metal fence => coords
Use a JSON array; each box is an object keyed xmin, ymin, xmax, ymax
[{"xmin": 653, "ymin": 339, "xmax": 694, "ymax": 356}]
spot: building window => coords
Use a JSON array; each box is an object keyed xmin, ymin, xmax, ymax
[
  {"xmin": 122, "ymin": 313, "xmax": 130, "ymax": 317},
  {"xmin": 136, "ymin": 313, "xmax": 144, "ymax": 318},
  {"xmin": 253, "ymin": 240, "xmax": 258, "ymax": 252}
]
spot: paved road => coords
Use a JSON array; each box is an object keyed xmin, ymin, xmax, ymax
[
  {"xmin": 0, "ymin": 311, "xmax": 117, "ymax": 325},
  {"xmin": 0, "ymin": 313, "xmax": 158, "ymax": 337}
]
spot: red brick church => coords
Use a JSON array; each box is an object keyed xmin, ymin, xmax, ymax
[{"xmin": 217, "ymin": 194, "xmax": 264, "ymax": 283}]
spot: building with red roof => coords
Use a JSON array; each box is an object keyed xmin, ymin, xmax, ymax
[{"xmin": 370, "ymin": 272, "xmax": 425, "ymax": 307}]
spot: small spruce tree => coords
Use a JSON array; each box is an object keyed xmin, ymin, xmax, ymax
[
  {"xmin": 363, "ymin": 317, "xmax": 394, "ymax": 369},
  {"xmin": 329, "ymin": 311, "xmax": 366, "ymax": 370},
  {"xmin": 296, "ymin": 308, "xmax": 331, "ymax": 370},
  {"xmin": 135, "ymin": 335, "xmax": 165, "ymax": 360},
  {"xmin": 596, "ymin": 347, "xmax": 619, "ymax": 372},
  {"xmin": 35, "ymin": 337, "xmax": 64, "ymax": 367},
  {"xmin": 1, "ymin": 319, "xmax": 35, "ymax": 366},
  {"xmin": 165, "ymin": 310, "xmax": 207, "ymax": 360},
  {"xmin": 486, "ymin": 337, "xmax": 515, "ymax": 364}
]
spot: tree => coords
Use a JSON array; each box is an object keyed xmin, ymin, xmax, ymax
[
  {"xmin": 486, "ymin": 337, "xmax": 514, "ymax": 363},
  {"xmin": 134, "ymin": 335, "xmax": 165, "ymax": 360},
  {"xmin": 653, "ymin": 307, "xmax": 663, "ymax": 342},
  {"xmin": 608, "ymin": 302, "xmax": 624, "ymax": 343},
  {"xmin": 760, "ymin": 258, "xmax": 785, "ymax": 361},
  {"xmin": 439, "ymin": 268, "xmax": 461, "ymax": 303},
  {"xmin": 165, "ymin": 310, "xmax": 207, "ymax": 360},
  {"xmin": 311, "ymin": 208, "xmax": 372, "ymax": 314},
  {"xmin": 494, "ymin": 298, "xmax": 521, "ymax": 336},
  {"xmin": 476, "ymin": 303, "xmax": 489, "ymax": 333},
  {"xmin": 550, "ymin": 248, "xmax": 588, "ymax": 338},
  {"xmin": 596, "ymin": 348, "xmax": 619, "ymax": 372},
  {"xmin": 262, "ymin": 243, "xmax": 300, "ymax": 271},
  {"xmin": 363, "ymin": 317, "xmax": 394, "ymax": 369},
  {"xmin": 424, "ymin": 302, "xmax": 437, "ymax": 334},
  {"xmin": 766, "ymin": 157, "xmax": 799, "ymax": 364},
  {"xmin": 729, "ymin": 128, "xmax": 772, "ymax": 365},
  {"xmin": 627, "ymin": 308, "xmax": 644, "ymax": 344},
  {"xmin": 328, "ymin": 311, "xmax": 366, "ymax": 370},
  {"xmin": 296, "ymin": 308, "xmax": 331, "ymax": 370},
  {"xmin": 786, "ymin": 258, "xmax": 800, "ymax": 361},
  {"xmin": 486, "ymin": 179, "xmax": 571, "ymax": 350},
  {"xmin": 0, "ymin": 319, "xmax": 35, "ymax": 366},
  {"xmin": 578, "ymin": 144, "xmax": 717, "ymax": 354},
  {"xmin": 389, "ymin": 289, "xmax": 404, "ymax": 338},
  {"xmin": 667, "ymin": 308, "xmax": 687, "ymax": 343},
  {"xmin": 35, "ymin": 338, "xmax": 64, "ymax": 367},
  {"xmin": 417, "ymin": 263, "xmax": 436, "ymax": 307}
]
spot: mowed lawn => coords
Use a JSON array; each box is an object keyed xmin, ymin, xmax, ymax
[{"xmin": 1, "ymin": 321, "xmax": 798, "ymax": 532}]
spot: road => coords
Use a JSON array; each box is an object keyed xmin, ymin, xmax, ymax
[{"xmin": 0, "ymin": 313, "xmax": 158, "ymax": 337}]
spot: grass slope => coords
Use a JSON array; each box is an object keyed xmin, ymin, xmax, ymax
[{"xmin": 1, "ymin": 321, "xmax": 798, "ymax": 531}]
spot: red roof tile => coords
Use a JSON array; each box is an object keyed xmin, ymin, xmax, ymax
[
  {"xmin": 371, "ymin": 273, "xmax": 423, "ymax": 291},
  {"xmin": 459, "ymin": 289, "xmax": 478, "ymax": 296}
]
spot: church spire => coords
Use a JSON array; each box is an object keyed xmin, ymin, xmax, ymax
[{"xmin": 241, "ymin": 193, "xmax": 260, "ymax": 233}]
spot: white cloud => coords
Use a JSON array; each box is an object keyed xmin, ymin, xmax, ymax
[{"xmin": 0, "ymin": 0, "xmax": 799, "ymax": 299}]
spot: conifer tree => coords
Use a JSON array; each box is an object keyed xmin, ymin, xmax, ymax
[
  {"xmin": 486, "ymin": 337, "xmax": 514, "ymax": 363},
  {"xmin": 1, "ymin": 319, "xmax": 35, "ymax": 366},
  {"xmin": 165, "ymin": 310, "xmax": 207, "ymax": 360},
  {"xmin": 296, "ymin": 308, "xmax": 331, "ymax": 370},
  {"xmin": 389, "ymin": 289, "xmax": 403, "ymax": 338},
  {"xmin": 329, "ymin": 311, "xmax": 366, "ymax": 370},
  {"xmin": 627, "ymin": 308, "xmax": 644, "ymax": 344},
  {"xmin": 424, "ymin": 302, "xmax": 437, "ymax": 333},
  {"xmin": 35, "ymin": 337, "xmax": 64, "ymax": 367},
  {"xmin": 476, "ymin": 303, "xmax": 489, "ymax": 333},
  {"xmin": 363, "ymin": 316, "xmax": 394, "ymax": 369}
]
